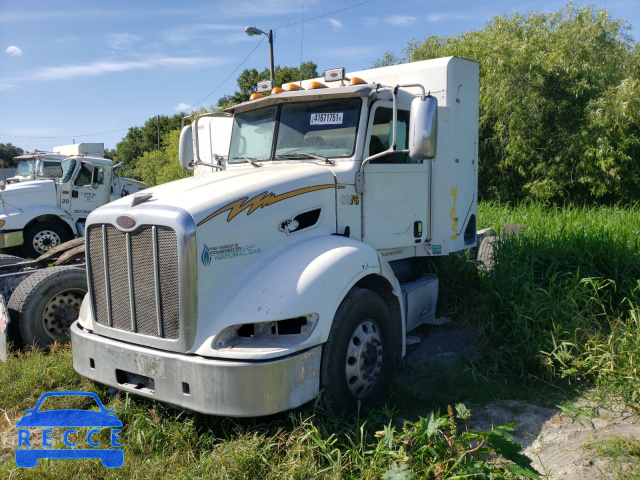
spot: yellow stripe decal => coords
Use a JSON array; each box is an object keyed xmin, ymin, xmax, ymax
[{"xmin": 197, "ymin": 184, "xmax": 343, "ymax": 225}]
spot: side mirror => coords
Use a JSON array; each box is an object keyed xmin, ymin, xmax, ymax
[
  {"xmin": 409, "ymin": 94, "xmax": 438, "ymax": 161},
  {"xmin": 178, "ymin": 125, "xmax": 194, "ymax": 172}
]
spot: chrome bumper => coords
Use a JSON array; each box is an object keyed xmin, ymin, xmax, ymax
[
  {"xmin": 71, "ymin": 322, "xmax": 321, "ymax": 417},
  {"xmin": 0, "ymin": 230, "xmax": 23, "ymax": 249}
]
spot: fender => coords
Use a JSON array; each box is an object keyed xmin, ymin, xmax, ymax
[
  {"xmin": 1, "ymin": 205, "xmax": 76, "ymax": 234},
  {"xmin": 193, "ymin": 235, "xmax": 403, "ymax": 359}
]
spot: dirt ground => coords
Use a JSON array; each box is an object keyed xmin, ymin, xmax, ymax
[{"xmin": 406, "ymin": 324, "xmax": 640, "ymax": 479}]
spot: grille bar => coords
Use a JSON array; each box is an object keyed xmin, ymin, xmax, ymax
[
  {"xmin": 101, "ymin": 225, "xmax": 113, "ymax": 327},
  {"xmin": 126, "ymin": 232, "xmax": 137, "ymax": 333},
  {"xmin": 88, "ymin": 224, "xmax": 180, "ymax": 340},
  {"xmin": 152, "ymin": 226, "xmax": 163, "ymax": 337}
]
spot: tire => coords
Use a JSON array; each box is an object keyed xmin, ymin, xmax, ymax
[
  {"xmin": 8, "ymin": 266, "xmax": 87, "ymax": 347},
  {"xmin": 477, "ymin": 235, "xmax": 498, "ymax": 270},
  {"xmin": 22, "ymin": 221, "xmax": 72, "ymax": 258},
  {"xmin": 320, "ymin": 288, "xmax": 397, "ymax": 414}
]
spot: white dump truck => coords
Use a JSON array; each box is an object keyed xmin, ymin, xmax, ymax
[
  {"xmin": 0, "ymin": 155, "xmax": 147, "ymax": 258},
  {"xmin": 71, "ymin": 56, "xmax": 479, "ymax": 416}
]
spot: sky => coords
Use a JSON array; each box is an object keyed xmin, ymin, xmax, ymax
[{"xmin": 1, "ymin": 0, "xmax": 639, "ymax": 153}]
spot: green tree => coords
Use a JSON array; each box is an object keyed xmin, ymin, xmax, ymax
[
  {"xmin": 404, "ymin": 2, "xmax": 637, "ymax": 204},
  {"xmin": 133, "ymin": 128, "xmax": 191, "ymax": 187},
  {"xmin": 217, "ymin": 61, "xmax": 318, "ymax": 108},
  {"xmin": 115, "ymin": 113, "xmax": 185, "ymax": 179},
  {"xmin": 0, "ymin": 143, "xmax": 24, "ymax": 167}
]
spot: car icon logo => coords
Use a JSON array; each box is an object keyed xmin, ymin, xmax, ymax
[{"xmin": 15, "ymin": 391, "xmax": 123, "ymax": 468}]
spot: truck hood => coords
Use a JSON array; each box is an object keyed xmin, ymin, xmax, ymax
[
  {"xmin": 100, "ymin": 163, "xmax": 338, "ymax": 225},
  {"xmin": 0, "ymin": 180, "xmax": 57, "ymax": 215}
]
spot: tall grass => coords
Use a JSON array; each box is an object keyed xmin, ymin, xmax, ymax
[
  {"xmin": 0, "ymin": 346, "xmax": 536, "ymax": 479},
  {"xmin": 477, "ymin": 202, "xmax": 640, "ymax": 407}
]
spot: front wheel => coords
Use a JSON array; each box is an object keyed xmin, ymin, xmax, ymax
[
  {"xmin": 22, "ymin": 221, "xmax": 72, "ymax": 258},
  {"xmin": 8, "ymin": 266, "xmax": 87, "ymax": 347},
  {"xmin": 320, "ymin": 288, "xmax": 397, "ymax": 414}
]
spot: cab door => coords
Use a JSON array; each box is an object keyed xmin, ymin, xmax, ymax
[
  {"xmin": 361, "ymin": 102, "xmax": 431, "ymax": 250},
  {"xmin": 69, "ymin": 162, "xmax": 109, "ymax": 217}
]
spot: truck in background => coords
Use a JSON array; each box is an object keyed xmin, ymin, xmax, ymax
[
  {"xmin": 71, "ymin": 56, "xmax": 479, "ymax": 416},
  {"xmin": 5, "ymin": 144, "xmax": 105, "ymax": 184},
  {"xmin": 0, "ymin": 154, "xmax": 147, "ymax": 258}
]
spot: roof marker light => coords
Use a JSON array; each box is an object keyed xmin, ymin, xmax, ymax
[
  {"xmin": 285, "ymin": 84, "xmax": 303, "ymax": 91},
  {"xmin": 249, "ymin": 93, "xmax": 264, "ymax": 100},
  {"xmin": 271, "ymin": 87, "xmax": 285, "ymax": 94},
  {"xmin": 308, "ymin": 81, "xmax": 328, "ymax": 90},
  {"xmin": 349, "ymin": 77, "xmax": 367, "ymax": 85}
]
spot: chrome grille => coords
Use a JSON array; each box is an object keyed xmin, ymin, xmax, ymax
[{"xmin": 87, "ymin": 224, "xmax": 180, "ymax": 339}]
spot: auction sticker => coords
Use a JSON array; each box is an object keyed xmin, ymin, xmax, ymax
[{"xmin": 310, "ymin": 112, "xmax": 343, "ymax": 125}]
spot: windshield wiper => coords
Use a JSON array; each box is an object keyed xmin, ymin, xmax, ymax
[
  {"xmin": 232, "ymin": 156, "xmax": 263, "ymax": 168},
  {"xmin": 276, "ymin": 153, "xmax": 336, "ymax": 166}
]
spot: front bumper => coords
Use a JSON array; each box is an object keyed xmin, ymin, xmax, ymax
[
  {"xmin": 71, "ymin": 322, "xmax": 321, "ymax": 417},
  {"xmin": 0, "ymin": 230, "xmax": 23, "ymax": 249}
]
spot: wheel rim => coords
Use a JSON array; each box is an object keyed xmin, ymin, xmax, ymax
[
  {"xmin": 32, "ymin": 230, "xmax": 62, "ymax": 254},
  {"xmin": 345, "ymin": 320, "xmax": 383, "ymax": 398},
  {"xmin": 42, "ymin": 289, "xmax": 84, "ymax": 340}
]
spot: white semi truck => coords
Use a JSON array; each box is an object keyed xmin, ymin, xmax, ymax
[
  {"xmin": 71, "ymin": 56, "xmax": 479, "ymax": 416},
  {"xmin": 0, "ymin": 155, "xmax": 147, "ymax": 258}
]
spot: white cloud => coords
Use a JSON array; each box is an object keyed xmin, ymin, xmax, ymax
[
  {"xmin": 327, "ymin": 18, "xmax": 343, "ymax": 28},
  {"xmin": 363, "ymin": 17, "xmax": 379, "ymax": 28},
  {"xmin": 108, "ymin": 33, "xmax": 142, "ymax": 50},
  {"xmin": 28, "ymin": 55, "xmax": 229, "ymax": 81},
  {"xmin": 175, "ymin": 102, "xmax": 193, "ymax": 111},
  {"xmin": 426, "ymin": 12, "xmax": 473, "ymax": 22},
  {"xmin": 164, "ymin": 24, "xmax": 242, "ymax": 44},
  {"xmin": 0, "ymin": 82, "xmax": 16, "ymax": 90},
  {"xmin": 6, "ymin": 45, "xmax": 23, "ymax": 56},
  {"xmin": 385, "ymin": 15, "xmax": 417, "ymax": 26}
]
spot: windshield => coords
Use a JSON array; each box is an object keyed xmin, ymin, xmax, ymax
[
  {"xmin": 59, "ymin": 158, "xmax": 77, "ymax": 183},
  {"xmin": 16, "ymin": 160, "xmax": 34, "ymax": 177},
  {"xmin": 36, "ymin": 160, "xmax": 63, "ymax": 180},
  {"xmin": 228, "ymin": 98, "xmax": 362, "ymax": 164}
]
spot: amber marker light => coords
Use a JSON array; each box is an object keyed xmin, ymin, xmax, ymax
[
  {"xmin": 308, "ymin": 81, "xmax": 328, "ymax": 89},
  {"xmin": 285, "ymin": 84, "xmax": 302, "ymax": 91},
  {"xmin": 349, "ymin": 77, "xmax": 367, "ymax": 85},
  {"xmin": 271, "ymin": 87, "xmax": 285, "ymax": 94},
  {"xmin": 249, "ymin": 93, "xmax": 264, "ymax": 100}
]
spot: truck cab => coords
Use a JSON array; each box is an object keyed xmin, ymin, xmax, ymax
[
  {"xmin": 72, "ymin": 56, "xmax": 479, "ymax": 416},
  {"xmin": 0, "ymin": 155, "xmax": 147, "ymax": 257}
]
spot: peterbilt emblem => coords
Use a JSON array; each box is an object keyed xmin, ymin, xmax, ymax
[
  {"xmin": 116, "ymin": 215, "xmax": 136, "ymax": 229},
  {"xmin": 278, "ymin": 218, "xmax": 299, "ymax": 233}
]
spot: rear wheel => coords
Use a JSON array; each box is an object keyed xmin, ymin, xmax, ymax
[
  {"xmin": 320, "ymin": 288, "xmax": 397, "ymax": 414},
  {"xmin": 22, "ymin": 221, "xmax": 71, "ymax": 258},
  {"xmin": 8, "ymin": 266, "xmax": 87, "ymax": 347}
]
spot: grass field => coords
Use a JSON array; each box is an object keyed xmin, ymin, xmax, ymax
[{"xmin": 1, "ymin": 202, "xmax": 638, "ymax": 478}]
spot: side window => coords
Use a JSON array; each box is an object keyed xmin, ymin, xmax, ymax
[
  {"xmin": 74, "ymin": 163, "xmax": 93, "ymax": 186},
  {"xmin": 368, "ymin": 107, "xmax": 410, "ymax": 164},
  {"xmin": 96, "ymin": 166, "xmax": 105, "ymax": 185}
]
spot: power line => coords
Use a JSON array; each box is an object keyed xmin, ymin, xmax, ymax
[
  {"xmin": 191, "ymin": 0, "xmax": 375, "ymax": 108},
  {"xmin": 191, "ymin": 36, "xmax": 266, "ymax": 108},
  {"xmin": 276, "ymin": 0, "xmax": 375, "ymax": 29}
]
